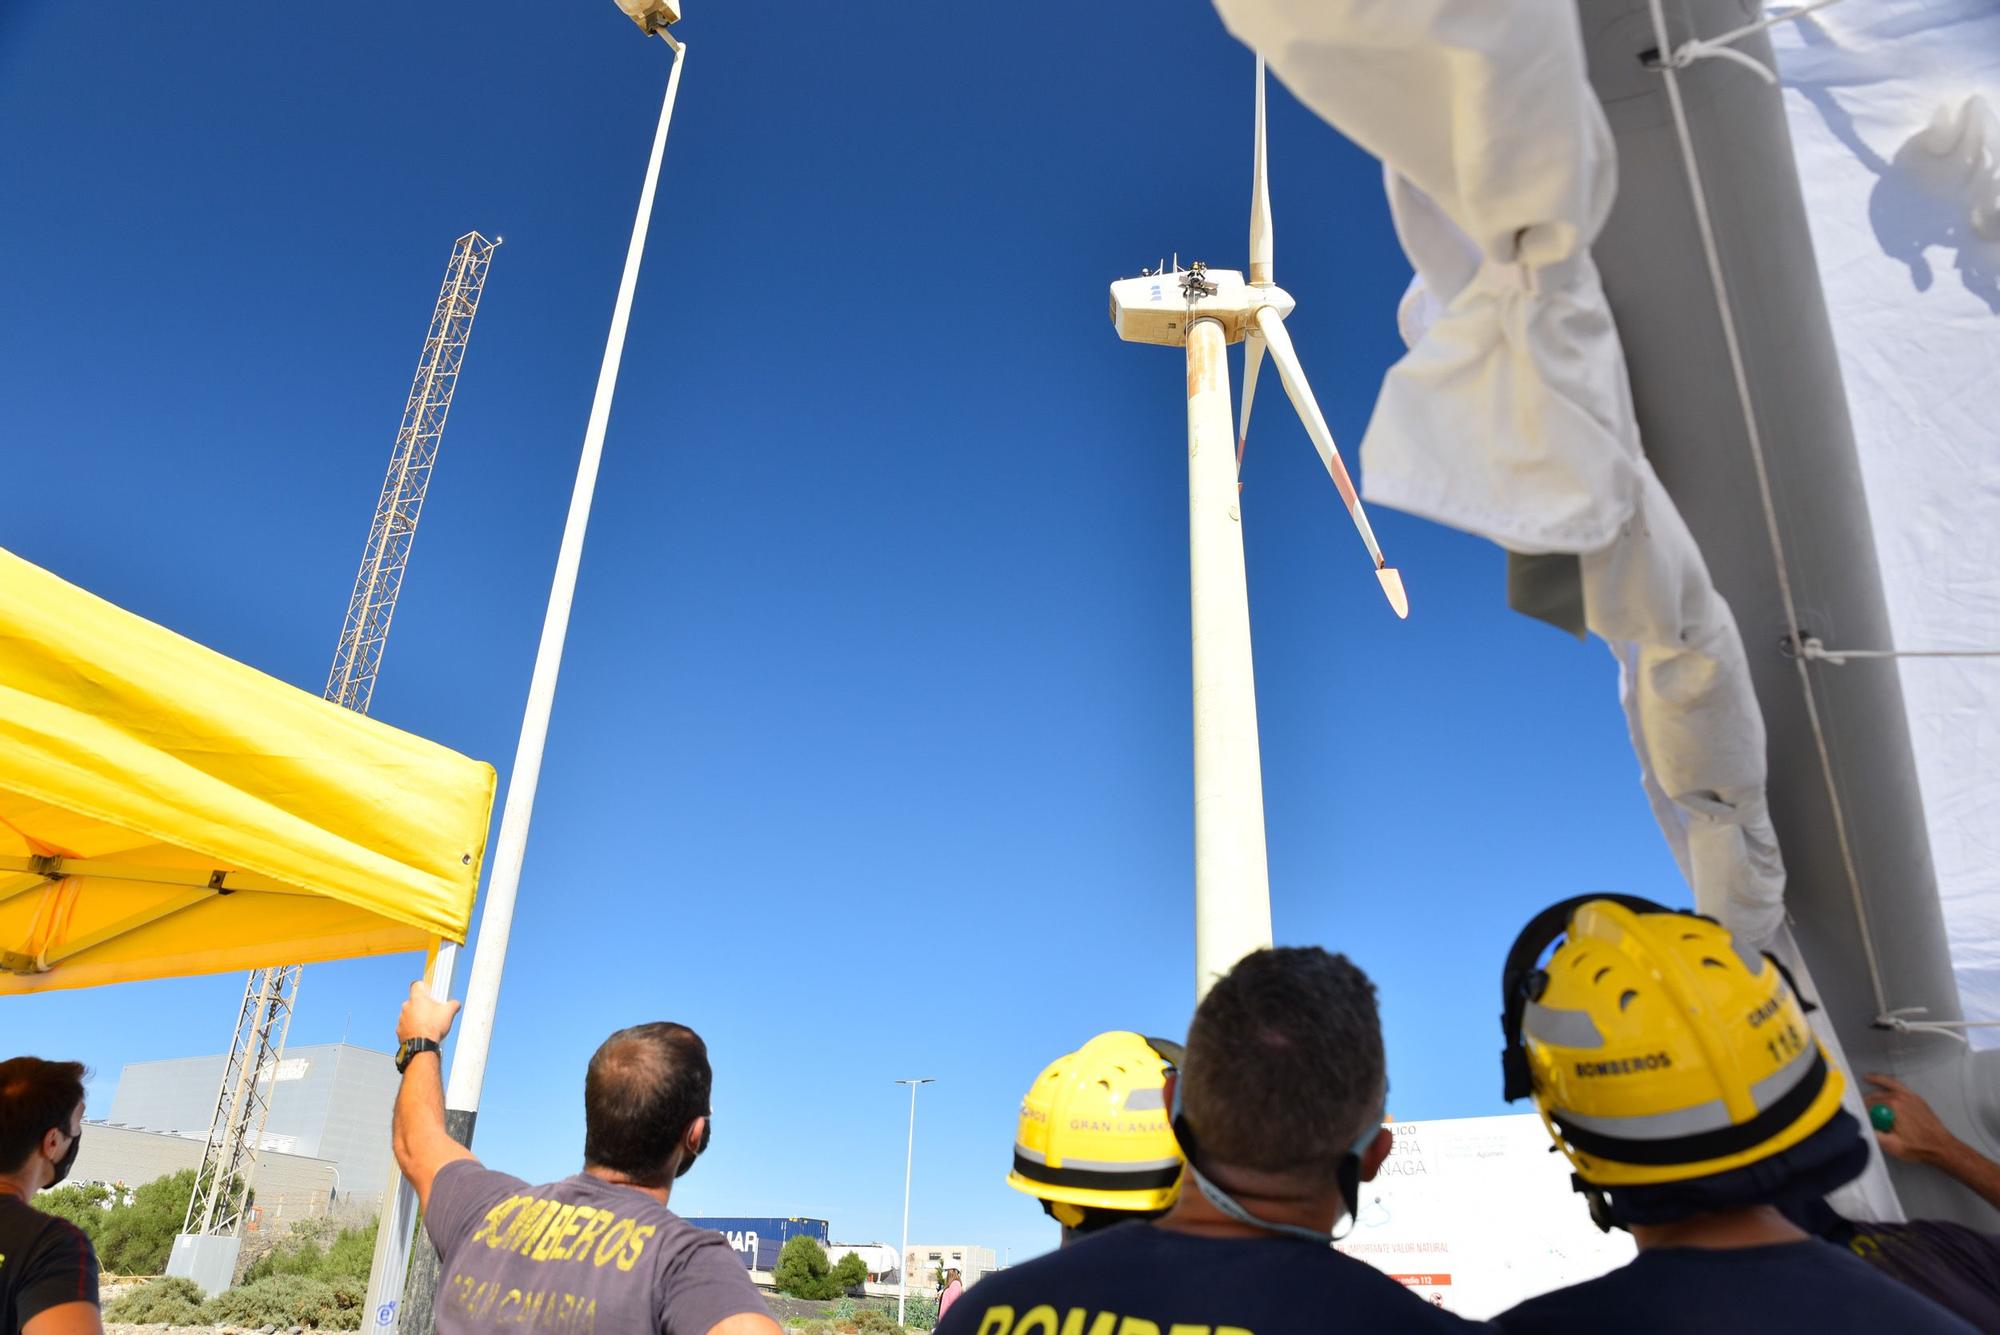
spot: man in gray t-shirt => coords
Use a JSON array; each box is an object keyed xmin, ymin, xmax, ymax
[{"xmin": 391, "ymin": 984, "xmax": 778, "ymax": 1335}]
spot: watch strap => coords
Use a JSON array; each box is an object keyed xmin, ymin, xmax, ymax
[{"xmin": 397, "ymin": 1037, "xmax": 442, "ymax": 1073}]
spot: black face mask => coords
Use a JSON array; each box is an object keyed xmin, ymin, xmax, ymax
[
  {"xmin": 674, "ymin": 1116, "xmax": 711, "ymax": 1180},
  {"xmin": 48, "ymin": 1127, "xmax": 80, "ymax": 1188}
]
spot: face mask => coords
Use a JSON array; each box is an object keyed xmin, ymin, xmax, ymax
[
  {"xmin": 674, "ymin": 1116, "xmax": 712, "ymax": 1180},
  {"xmin": 1169, "ymin": 1077, "xmax": 1383, "ymax": 1245},
  {"xmin": 48, "ymin": 1127, "xmax": 80, "ymax": 1188}
]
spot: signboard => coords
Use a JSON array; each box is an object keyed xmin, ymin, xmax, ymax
[
  {"xmin": 255, "ymin": 1057, "xmax": 311, "ymax": 1083},
  {"xmin": 1336, "ymin": 1114, "xmax": 1636, "ymax": 1319},
  {"xmin": 684, "ymin": 1216, "xmax": 830, "ymax": 1272}
]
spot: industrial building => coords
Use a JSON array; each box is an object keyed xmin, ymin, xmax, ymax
[
  {"xmin": 70, "ymin": 1122, "xmax": 339, "ymax": 1231},
  {"xmin": 108, "ymin": 1041, "xmax": 398, "ymax": 1209},
  {"xmin": 903, "ymin": 1244, "xmax": 997, "ymax": 1288}
]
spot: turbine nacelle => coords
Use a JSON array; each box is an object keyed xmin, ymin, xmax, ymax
[
  {"xmin": 1109, "ymin": 268, "xmax": 1294, "ymax": 347},
  {"xmin": 1102, "ymin": 55, "xmax": 1407, "ymax": 620}
]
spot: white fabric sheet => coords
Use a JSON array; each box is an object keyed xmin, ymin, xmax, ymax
[
  {"xmin": 1212, "ymin": 0, "xmax": 1788, "ymax": 944},
  {"xmin": 1772, "ymin": 1, "xmax": 2000, "ymax": 1042}
]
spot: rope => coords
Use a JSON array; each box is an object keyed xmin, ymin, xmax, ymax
[
  {"xmin": 1644, "ymin": 0, "xmax": 1889, "ymax": 1019},
  {"xmin": 1876, "ymin": 1009, "xmax": 2000, "ymax": 1048},
  {"xmin": 1653, "ymin": 0, "xmax": 1847, "ymax": 84},
  {"xmin": 1800, "ymin": 638, "xmax": 2000, "ymax": 665}
]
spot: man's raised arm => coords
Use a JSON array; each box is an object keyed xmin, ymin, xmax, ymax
[{"xmin": 391, "ymin": 980, "xmax": 476, "ymax": 1214}]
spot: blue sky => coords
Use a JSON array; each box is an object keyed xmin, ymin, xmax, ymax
[{"xmin": 1, "ymin": 0, "xmax": 1693, "ymax": 1267}]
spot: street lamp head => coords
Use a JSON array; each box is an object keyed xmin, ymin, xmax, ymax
[{"xmin": 614, "ymin": 0, "xmax": 682, "ymax": 33}]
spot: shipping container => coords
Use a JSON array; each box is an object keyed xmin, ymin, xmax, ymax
[{"xmin": 684, "ymin": 1216, "xmax": 830, "ymax": 1272}]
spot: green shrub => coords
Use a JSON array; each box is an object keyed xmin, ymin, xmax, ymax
[
  {"xmin": 902, "ymin": 1295, "xmax": 939, "ymax": 1330},
  {"xmin": 37, "ymin": 1174, "xmax": 202, "ymax": 1276},
  {"xmin": 320, "ymin": 1221, "xmax": 376, "ymax": 1281},
  {"xmin": 774, "ymin": 1235, "xmax": 852, "ymax": 1300},
  {"xmin": 205, "ymin": 1273, "xmax": 364, "ymax": 1331},
  {"xmin": 829, "ymin": 1251, "xmax": 868, "ymax": 1295},
  {"xmin": 104, "ymin": 1276, "xmax": 209, "ymax": 1324},
  {"xmin": 244, "ymin": 1217, "xmax": 377, "ymax": 1284},
  {"xmin": 37, "ymin": 1182, "xmax": 114, "ymax": 1249},
  {"xmin": 326, "ymin": 1274, "xmax": 366, "ymax": 1324},
  {"xmin": 855, "ymin": 1310, "xmax": 901, "ymax": 1335}
]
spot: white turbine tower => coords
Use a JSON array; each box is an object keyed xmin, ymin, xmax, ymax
[{"xmin": 1109, "ymin": 57, "xmax": 1407, "ymax": 998}]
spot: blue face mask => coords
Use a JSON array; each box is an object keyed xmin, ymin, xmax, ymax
[{"xmin": 1169, "ymin": 1075, "xmax": 1386, "ymax": 1245}]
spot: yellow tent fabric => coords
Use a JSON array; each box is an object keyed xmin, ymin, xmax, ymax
[{"xmin": 0, "ymin": 548, "xmax": 496, "ymax": 994}]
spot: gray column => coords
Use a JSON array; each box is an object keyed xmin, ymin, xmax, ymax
[{"xmin": 1575, "ymin": 0, "xmax": 1996, "ymax": 1225}]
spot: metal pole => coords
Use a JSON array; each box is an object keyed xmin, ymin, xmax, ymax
[
  {"xmin": 445, "ymin": 27, "xmax": 687, "ymax": 1123},
  {"xmin": 394, "ymin": 32, "xmax": 688, "ymax": 1335},
  {"xmin": 894, "ymin": 1078, "xmax": 931, "ymax": 1327},
  {"xmin": 361, "ymin": 942, "xmax": 456, "ymax": 1334},
  {"xmin": 1185, "ymin": 317, "xmax": 1272, "ymax": 1000}
]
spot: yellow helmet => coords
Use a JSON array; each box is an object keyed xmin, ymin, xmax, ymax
[
  {"xmin": 1501, "ymin": 897, "xmax": 1845, "ymax": 1189},
  {"xmin": 1006, "ymin": 1031, "xmax": 1184, "ymax": 1223}
]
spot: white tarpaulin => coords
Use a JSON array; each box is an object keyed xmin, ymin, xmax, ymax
[
  {"xmin": 1211, "ymin": 0, "xmax": 1787, "ymax": 945},
  {"xmin": 1772, "ymin": 0, "xmax": 2000, "ymax": 1042}
]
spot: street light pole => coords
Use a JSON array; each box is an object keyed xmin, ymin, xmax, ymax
[
  {"xmin": 364, "ymin": 17, "xmax": 689, "ymax": 1335},
  {"xmin": 895, "ymin": 1078, "xmax": 933, "ymax": 1327},
  {"xmin": 441, "ymin": 20, "xmax": 686, "ymax": 1137}
]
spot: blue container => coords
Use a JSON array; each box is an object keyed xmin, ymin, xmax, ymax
[{"xmin": 685, "ymin": 1216, "xmax": 831, "ymax": 1271}]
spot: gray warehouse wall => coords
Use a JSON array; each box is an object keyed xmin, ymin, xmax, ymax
[
  {"xmin": 314, "ymin": 1045, "xmax": 399, "ymax": 1197},
  {"xmin": 109, "ymin": 1043, "xmax": 398, "ymax": 1198},
  {"xmin": 73, "ymin": 1123, "xmax": 340, "ymax": 1227}
]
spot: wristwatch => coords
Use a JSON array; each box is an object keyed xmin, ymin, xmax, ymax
[{"xmin": 395, "ymin": 1037, "xmax": 442, "ymax": 1073}]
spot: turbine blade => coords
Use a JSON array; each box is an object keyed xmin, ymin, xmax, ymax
[
  {"xmin": 1238, "ymin": 331, "xmax": 1266, "ymax": 477},
  {"xmin": 1376, "ymin": 567, "xmax": 1410, "ymax": 620},
  {"xmin": 1249, "ymin": 56, "xmax": 1272, "ymax": 286},
  {"xmin": 1253, "ymin": 306, "xmax": 1408, "ymax": 618}
]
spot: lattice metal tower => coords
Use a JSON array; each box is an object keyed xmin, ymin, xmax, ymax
[{"xmin": 182, "ymin": 231, "xmax": 500, "ymax": 1243}]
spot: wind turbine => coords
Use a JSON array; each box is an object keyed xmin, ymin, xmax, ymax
[{"xmin": 1108, "ymin": 56, "xmax": 1408, "ymax": 998}]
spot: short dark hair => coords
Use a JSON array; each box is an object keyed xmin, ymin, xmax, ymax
[
  {"xmin": 582, "ymin": 1023, "xmax": 710, "ymax": 1187},
  {"xmin": 0, "ymin": 1057, "xmax": 87, "ymax": 1174},
  {"xmin": 1180, "ymin": 947, "xmax": 1385, "ymax": 1186}
]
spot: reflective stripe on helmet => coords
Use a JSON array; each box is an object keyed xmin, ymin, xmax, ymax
[
  {"xmin": 1010, "ymin": 1151, "xmax": 1183, "ymax": 1193},
  {"xmin": 1012, "ymin": 1144, "xmax": 1182, "ymax": 1173},
  {"xmin": 1554, "ymin": 1052, "xmax": 1829, "ymax": 1168},
  {"xmin": 1523, "ymin": 1000, "xmax": 1605, "ymax": 1048},
  {"xmin": 1554, "ymin": 1040, "xmax": 1821, "ymax": 1143}
]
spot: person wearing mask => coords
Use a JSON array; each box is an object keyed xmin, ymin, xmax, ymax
[
  {"xmin": 1491, "ymin": 896, "xmax": 1973, "ymax": 1333},
  {"xmin": 0, "ymin": 1058, "xmax": 99, "ymax": 1335},
  {"xmin": 938, "ymin": 947, "xmax": 1480, "ymax": 1335},
  {"xmin": 1004, "ymin": 1031, "xmax": 1185, "ymax": 1245},
  {"xmin": 389, "ymin": 983, "xmax": 780, "ymax": 1335}
]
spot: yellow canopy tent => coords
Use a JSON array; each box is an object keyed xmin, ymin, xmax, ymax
[{"xmin": 0, "ymin": 547, "xmax": 496, "ymax": 994}]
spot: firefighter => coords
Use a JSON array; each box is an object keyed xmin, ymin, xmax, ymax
[{"xmin": 1005, "ymin": 1031, "xmax": 1185, "ymax": 1244}]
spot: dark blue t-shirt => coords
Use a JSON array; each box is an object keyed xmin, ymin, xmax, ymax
[
  {"xmin": 934, "ymin": 1223, "xmax": 1487, "ymax": 1335},
  {"xmin": 0, "ymin": 1195, "xmax": 97, "ymax": 1334},
  {"xmin": 1493, "ymin": 1240, "xmax": 1976, "ymax": 1334}
]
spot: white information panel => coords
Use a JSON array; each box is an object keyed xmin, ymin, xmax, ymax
[{"xmin": 1336, "ymin": 1114, "xmax": 1637, "ymax": 1319}]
